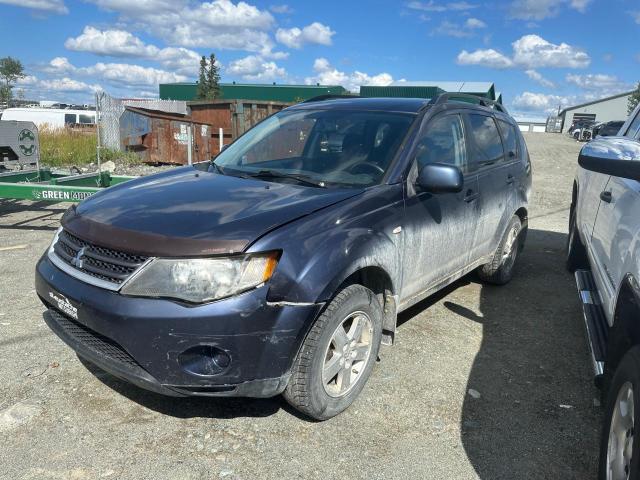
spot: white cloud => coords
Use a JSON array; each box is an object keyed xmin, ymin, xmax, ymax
[
  {"xmin": 525, "ymin": 69, "xmax": 555, "ymax": 88},
  {"xmin": 465, "ymin": 17, "xmax": 486, "ymax": 28},
  {"xmin": 565, "ymin": 73, "xmax": 630, "ymax": 92},
  {"xmin": 631, "ymin": 11, "xmax": 640, "ymax": 24},
  {"xmin": 269, "ymin": 4, "xmax": 291, "ymax": 13},
  {"xmin": 45, "ymin": 56, "xmax": 75, "ymax": 74},
  {"xmin": 42, "ymin": 57, "xmax": 187, "ymax": 89},
  {"xmin": 16, "ymin": 75, "xmax": 39, "ymax": 86},
  {"xmin": 569, "ymin": 0, "xmax": 592, "ymax": 13},
  {"xmin": 406, "ymin": 1, "xmax": 478, "ymax": 12},
  {"xmin": 458, "ymin": 34, "xmax": 589, "ymax": 70},
  {"xmin": 227, "ymin": 55, "xmax": 286, "ymax": 81},
  {"xmin": 512, "ymin": 91, "xmax": 571, "ymax": 113},
  {"xmin": 509, "ymin": 0, "xmax": 592, "ymax": 20},
  {"xmin": 65, "ymin": 26, "xmax": 158, "ymax": 57},
  {"xmin": 0, "ymin": 0, "xmax": 67, "ymax": 14},
  {"xmin": 509, "ymin": 0, "xmax": 561, "ymax": 20},
  {"xmin": 155, "ymin": 48, "xmax": 204, "ymax": 76},
  {"xmin": 276, "ymin": 22, "xmax": 335, "ymax": 49},
  {"xmin": 457, "ymin": 49, "xmax": 514, "ymax": 68},
  {"xmin": 64, "ymin": 27, "xmax": 202, "ymax": 75},
  {"xmin": 512, "ymin": 34, "xmax": 590, "ymax": 68},
  {"xmin": 432, "ymin": 21, "xmax": 473, "ymax": 37},
  {"xmin": 85, "ymin": 0, "xmax": 284, "ymax": 57},
  {"xmin": 39, "ymin": 77, "xmax": 102, "ymax": 93},
  {"xmin": 432, "ymin": 17, "xmax": 486, "ymax": 37},
  {"xmin": 304, "ymin": 58, "xmax": 393, "ymax": 93},
  {"xmin": 80, "ymin": 62, "xmax": 187, "ymax": 86}
]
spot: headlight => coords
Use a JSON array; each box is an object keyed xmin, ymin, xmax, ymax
[{"xmin": 121, "ymin": 252, "xmax": 279, "ymax": 303}]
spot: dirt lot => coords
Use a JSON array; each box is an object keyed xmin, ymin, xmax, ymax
[{"xmin": 0, "ymin": 133, "xmax": 601, "ymax": 480}]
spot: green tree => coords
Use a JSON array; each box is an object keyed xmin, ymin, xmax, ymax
[
  {"xmin": 628, "ymin": 82, "xmax": 640, "ymax": 115},
  {"xmin": 206, "ymin": 53, "xmax": 221, "ymax": 100},
  {"xmin": 196, "ymin": 56, "xmax": 208, "ymax": 100},
  {"xmin": 0, "ymin": 56, "xmax": 25, "ymax": 105}
]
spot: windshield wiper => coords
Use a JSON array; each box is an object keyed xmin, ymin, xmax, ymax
[{"xmin": 247, "ymin": 170, "xmax": 327, "ymax": 188}]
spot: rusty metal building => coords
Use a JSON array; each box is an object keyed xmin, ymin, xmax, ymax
[{"xmin": 119, "ymin": 107, "xmax": 212, "ymax": 165}]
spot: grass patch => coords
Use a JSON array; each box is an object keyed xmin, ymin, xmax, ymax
[{"xmin": 39, "ymin": 127, "xmax": 141, "ymax": 168}]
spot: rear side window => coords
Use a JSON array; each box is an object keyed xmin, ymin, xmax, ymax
[
  {"xmin": 625, "ymin": 111, "xmax": 640, "ymax": 139},
  {"xmin": 64, "ymin": 114, "xmax": 76, "ymax": 125},
  {"xmin": 466, "ymin": 114, "xmax": 504, "ymax": 167},
  {"xmin": 497, "ymin": 119, "xmax": 518, "ymax": 160},
  {"xmin": 414, "ymin": 114, "xmax": 466, "ymax": 172}
]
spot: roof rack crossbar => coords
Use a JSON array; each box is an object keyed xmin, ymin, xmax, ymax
[{"xmin": 429, "ymin": 93, "xmax": 508, "ymax": 114}]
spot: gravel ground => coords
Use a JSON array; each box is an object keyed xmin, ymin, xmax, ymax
[{"xmin": 0, "ymin": 133, "xmax": 600, "ymax": 480}]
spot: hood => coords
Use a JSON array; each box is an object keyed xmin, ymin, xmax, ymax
[{"xmin": 63, "ymin": 167, "xmax": 362, "ymax": 256}]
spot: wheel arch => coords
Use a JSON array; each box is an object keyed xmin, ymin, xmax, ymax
[
  {"xmin": 321, "ymin": 264, "xmax": 398, "ymax": 346},
  {"xmin": 605, "ymin": 273, "xmax": 640, "ymax": 389}
]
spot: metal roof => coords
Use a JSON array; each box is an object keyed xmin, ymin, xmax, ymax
[{"xmin": 559, "ymin": 90, "xmax": 634, "ymax": 116}]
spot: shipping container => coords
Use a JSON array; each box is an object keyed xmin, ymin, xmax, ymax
[{"xmin": 119, "ymin": 107, "xmax": 212, "ymax": 165}]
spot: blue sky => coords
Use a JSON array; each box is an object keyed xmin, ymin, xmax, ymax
[{"xmin": 0, "ymin": 0, "xmax": 638, "ymax": 119}]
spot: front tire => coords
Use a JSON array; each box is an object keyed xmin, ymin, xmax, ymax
[
  {"xmin": 599, "ymin": 347, "xmax": 640, "ymax": 480},
  {"xmin": 478, "ymin": 215, "xmax": 522, "ymax": 285},
  {"xmin": 283, "ymin": 284, "xmax": 383, "ymax": 420}
]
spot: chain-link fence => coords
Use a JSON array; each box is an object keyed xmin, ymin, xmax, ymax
[{"xmin": 96, "ymin": 92, "xmax": 187, "ymax": 150}]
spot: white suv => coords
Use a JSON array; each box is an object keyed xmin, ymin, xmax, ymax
[{"xmin": 567, "ymin": 103, "xmax": 640, "ymax": 479}]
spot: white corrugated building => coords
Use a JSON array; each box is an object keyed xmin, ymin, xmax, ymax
[{"xmin": 560, "ymin": 91, "xmax": 633, "ymax": 133}]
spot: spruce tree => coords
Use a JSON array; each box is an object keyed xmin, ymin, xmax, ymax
[
  {"xmin": 196, "ymin": 56, "xmax": 208, "ymax": 99},
  {"xmin": 206, "ymin": 54, "xmax": 221, "ymax": 100}
]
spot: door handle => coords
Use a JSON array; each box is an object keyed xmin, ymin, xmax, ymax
[
  {"xmin": 600, "ymin": 191, "xmax": 613, "ymax": 203},
  {"xmin": 506, "ymin": 174, "xmax": 515, "ymax": 185},
  {"xmin": 464, "ymin": 190, "xmax": 479, "ymax": 203}
]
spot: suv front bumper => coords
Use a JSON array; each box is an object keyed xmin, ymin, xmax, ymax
[{"xmin": 36, "ymin": 254, "xmax": 322, "ymax": 398}]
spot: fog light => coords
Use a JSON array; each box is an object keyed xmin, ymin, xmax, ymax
[{"xmin": 178, "ymin": 345, "xmax": 231, "ymax": 376}]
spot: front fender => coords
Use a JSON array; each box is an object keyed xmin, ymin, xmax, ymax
[{"xmin": 247, "ymin": 184, "xmax": 404, "ymax": 304}]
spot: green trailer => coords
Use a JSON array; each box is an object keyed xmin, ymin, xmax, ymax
[{"xmin": 0, "ymin": 168, "xmax": 136, "ymax": 202}]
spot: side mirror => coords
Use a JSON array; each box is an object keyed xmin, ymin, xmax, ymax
[
  {"xmin": 578, "ymin": 137, "xmax": 640, "ymax": 181},
  {"xmin": 417, "ymin": 163, "xmax": 464, "ymax": 194}
]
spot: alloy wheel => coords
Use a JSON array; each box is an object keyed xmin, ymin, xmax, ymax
[
  {"xmin": 322, "ymin": 311, "xmax": 373, "ymax": 398},
  {"xmin": 607, "ymin": 382, "xmax": 635, "ymax": 480}
]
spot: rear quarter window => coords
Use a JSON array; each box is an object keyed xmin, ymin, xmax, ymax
[
  {"xmin": 466, "ymin": 113, "xmax": 505, "ymax": 167},
  {"xmin": 497, "ymin": 119, "xmax": 518, "ymax": 160}
]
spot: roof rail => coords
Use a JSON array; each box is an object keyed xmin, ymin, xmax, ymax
[
  {"xmin": 301, "ymin": 94, "xmax": 360, "ymax": 103},
  {"xmin": 429, "ymin": 93, "xmax": 509, "ymax": 114}
]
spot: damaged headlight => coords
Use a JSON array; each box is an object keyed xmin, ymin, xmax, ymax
[{"xmin": 121, "ymin": 252, "xmax": 279, "ymax": 303}]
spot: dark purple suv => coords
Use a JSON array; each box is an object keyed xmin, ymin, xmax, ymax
[{"xmin": 36, "ymin": 94, "xmax": 531, "ymax": 420}]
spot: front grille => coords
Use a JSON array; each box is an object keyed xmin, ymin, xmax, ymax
[
  {"xmin": 53, "ymin": 229, "xmax": 148, "ymax": 284},
  {"xmin": 48, "ymin": 309, "xmax": 143, "ymax": 371}
]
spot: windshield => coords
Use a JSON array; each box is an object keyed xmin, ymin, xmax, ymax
[{"xmin": 214, "ymin": 108, "xmax": 414, "ymax": 187}]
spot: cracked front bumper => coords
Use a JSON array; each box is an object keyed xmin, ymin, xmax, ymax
[{"xmin": 36, "ymin": 254, "xmax": 322, "ymax": 398}]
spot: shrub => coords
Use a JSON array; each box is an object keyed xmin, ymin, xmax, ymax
[{"xmin": 38, "ymin": 127, "xmax": 141, "ymax": 168}]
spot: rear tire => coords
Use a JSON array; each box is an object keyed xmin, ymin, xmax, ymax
[
  {"xmin": 566, "ymin": 203, "xmax": 588, "ymax": 272},
  {"xmin": 598, "ymin": 347, "xmax": 640, "ymax": 480},
  {"xmin": 283, "ymin": 284, "xmax": 383, "ymax": 421},
  {"xmin": 478, "ymin": 215, "xmax": 522, "ymax": 285}
]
